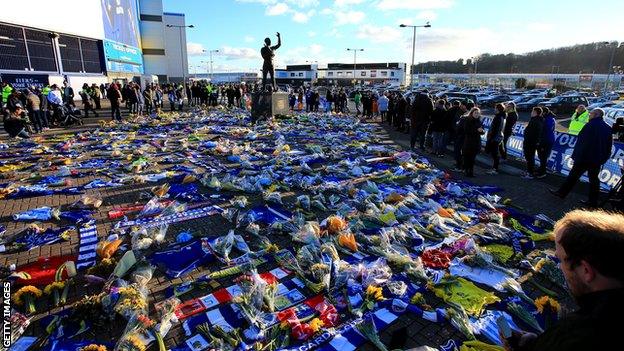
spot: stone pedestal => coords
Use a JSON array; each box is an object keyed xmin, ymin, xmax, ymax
[{"xmin": 251, "ymin": 91, "xmax": 289, "ymax": 122}]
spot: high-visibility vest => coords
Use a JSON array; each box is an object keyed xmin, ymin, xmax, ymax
[
  {"xmin": 2, "ymin": 85, "xmax": 13, "ymax": 103},
  {"xmin": 568, "ymin": 110, "xmax": 589, "ymax": 135},
  {"xmin": 42, "ymin": 86, "xmax": 51, "ymax": 96}
]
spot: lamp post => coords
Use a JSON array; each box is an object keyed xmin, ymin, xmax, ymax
[
  {"xmin": 203, "ymin": 49, "xmax": 220, "ymax": 81},
  {"xmin": 346, "ymin": 48, "xmax": 364, "ymax": 86},
  {"xmin": 399, "ymin": 22, "xmax": 431, "ymax": 88},
  {"xmin": 166, "ymin": 23, "xmax": 194, "ymax": 97},
  {"xmin": 603, "ymin": 41, "xmax": 620, "ymax": 93}
]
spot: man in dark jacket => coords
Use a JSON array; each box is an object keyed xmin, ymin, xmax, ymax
[
  {"xmin": 452, "ymin": 102, "xmax": 469, "ymax": 171},
  {"xmin": 410, "ymin": 92, "xmax": 434, "ymax": 150},
  {"xmin": 429, "ymin": 99, "xmax": 448, "ymax": 156},
  {"xmin": 536, "ymin": 107, "xmax": 556, "ymax": 178},
  {"xmin": 522, "ymin": 107, "xmax": 544, "ymax": 178},
  {"xmin": 504, "ymin": 209, "xmax": 624, "ymax": 351},
  {"xmin": 550, "ymin": 108, "xmax": 612, "ymax": 207}
]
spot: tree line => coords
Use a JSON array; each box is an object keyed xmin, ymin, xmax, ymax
[{"xmin": 412, "ymin": 42, "xmax": 623, "ymax": 74}]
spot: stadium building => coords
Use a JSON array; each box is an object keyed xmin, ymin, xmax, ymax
[{"xmin": 0, "ymin": 0, "xmax": 188, "ymax": 90}]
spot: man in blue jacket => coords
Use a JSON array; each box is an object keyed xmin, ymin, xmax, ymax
[
  {"xmin": 550, "ymin": 108, "xmax": 613, "ymax": 207},
  {"xmin": 536, "ymin": 107, "xmax": 556, "ymax": 178}
]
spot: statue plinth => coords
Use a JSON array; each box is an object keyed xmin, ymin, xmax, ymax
[{"xmin": 251, "ymin": 91, "xmax": 289, "ymax": 122}]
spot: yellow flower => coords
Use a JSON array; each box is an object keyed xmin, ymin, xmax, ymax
[
  {"xmin": 12, "ymin": 286, "xmax": 43, "ymax": 305},
  {"xmin": 279, "ymin": 320, "xmax": 290, "ymax": 330},
  {"xmin": 122, "ymin": 335, "xmax": 146, "ymax": 351},
  {"xmin": 366, "ymin": 285, "xmax": 384, "ymax": 301},
  {"xmin": 309, "ymin": 318, "xmax": 325, "ymax": 333},
  {"xmin": 44, "ymin": 282, "xmax": 65, "ymax": 295},
  {"xmin": 534, "ymin": 296, "xmax": 560, "ymax": 314},
  {"xmin": 80, "ymin": 345, "xmax": 108, "ymax": 351}
]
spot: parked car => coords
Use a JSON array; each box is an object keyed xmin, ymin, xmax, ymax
[
  {"xmin": 588, "ymin": 101, "xmax": 622, "ymax": 110},
  {"xmin": 480, "ymin": 94, "xmax": 512, "ymax": 107},
  {"xmin": 542, "ymin": 95, "xmax": 589, "ymax": 114},
  {"xmin": 516, "ymin": 97, "xmax": 551, "ymax": 111},
  {"xmin": 604, "ymin": 108, "xmax": 624, "ymax": 127},
  {"xmin": 510, "ymin": 95, "xmax": 539, "ymax": 104}
]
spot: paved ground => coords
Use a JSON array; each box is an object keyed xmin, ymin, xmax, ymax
[{"xmin": 0, "ymin": 105, "xmax": 586, "ymax": 350}]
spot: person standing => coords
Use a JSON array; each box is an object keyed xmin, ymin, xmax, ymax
[
  {"xmin": 378, "ymin": 93, "xmax": 389, "ymax": 123},
  {"xmin": 62, "ymin": 81, "xmax": 75, "ymax": 107},
  {"xmin": 354, "ymin": 91, "xmax": 362, "ymax": 116},
  {"xmin": 107, "ymin": 83, "xmax": 122, "ymax": 121},
  {"xmin": 452, "ymin": 102, "xmax": 470, "ymax": 171},
  {"xmin": 568, "ymin": 105, "xmax": 589, "ymax": 135},
  {"xmin": 536, "ymin": 107, "xmax": 556, "ymax": 178},
  {"xmin": 462, "ymin": 107, "xmax": 485, "ymax": 177},
  {"xmin": 80, "ymin": 83, "xmax": 98, "ymax": 117},
  {"xmin": 90, "ymin": 83, "xmax": 101, "ymax": 109},
  {"xmin": 25, "ymin": 89, "xmax": 44, "ymax": 134},
  {"xmin": 430, "ymin": 99, "xmax": 448, "ymax": 156},
  {"xmin": 154, "ymin": 85, "xmax": 163, "ymax": 113},
  {"xmin": 325, "ymin": 89, "xmax": 334, "ymax": 113},
  {"xmin": 396, "ymin": 94, "xmax": 408, "ymax": 132},
  {"xmin": 522, "ymin": 107, "xmax": 544, "ymax": 178},
  {"xmin": 502, "ymin": 209, "xmax": 624, "ymax": 351},
  {"xmin": 410, "ymin": 92, "xmax": 433, "ymax": 150},
  {"xmin": 550, "ymin": 108, "xmax": 612, "ymax": 207},
  {"xmin": 143, "ymin": 86, "xmax": 154, "ymax": 116},
  {"xmin": 485, "ymin": 103, "xmax": 507, "ymax": 174},
  {"xmin": 502, "ymin": 102, "xmax": 518, "ymax": 159}
]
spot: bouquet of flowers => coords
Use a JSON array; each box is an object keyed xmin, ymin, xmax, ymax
[
  {"xmin": 446, "ymin": 304, "xmax": 476, "ymax": 340},
  {"xmin": 356, "ymin": 314, "xmax": 388, "ymax": 351},
  {"xmin": 534, "ymin": 296, "xmax": 560, "ymax": 330},
  {"xmin": 12, "ymin": 286, "xmax": 42, "ymax": 314},
  {"xmin": 44, "ymin": 281, "xmax": 65, "ymax": 306}
]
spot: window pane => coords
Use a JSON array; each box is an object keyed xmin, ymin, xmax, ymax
[
  {"xmin": 0, "ymin": 24, "xmax": 29, "ymax": 70},
  {"xmin": 59, "ymin": 35, "xmax": 83, "ymax": 72},
  {"xmin": 25, "ymin": 29, "xmax": 56, "ymax": 72}
]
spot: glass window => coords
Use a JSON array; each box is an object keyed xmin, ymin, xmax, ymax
[
  {"xmin": 327, "ymin": 72, "xmax": 333, "ymax": 76},
  {"xmin": 0, "ymin": 24, "xmax": 29, "ymax": 70},
  {"xmin": 381, "ymin": 71, "xmax": 388, "ymax": 76},
  {"xmin": 360, "ymin": 71, "xmax": 366, "ymax": 76},
  {"xmin": 290, "ymin": 72, "xmax": 295, "ymax": 77},
  {"xmin": 25, "ymin": 29, "xmax": 56, "ymax": 72},
  {"xmin": 299, "ymin": 72, "xmax": 303, "ymax": 77},
  {"xmin": 390, "ymin": 71, "xmax": 395, "ymax": 76}
]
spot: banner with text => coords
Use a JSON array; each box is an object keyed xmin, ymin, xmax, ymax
[{"xmin": 481, "ymin": 116, "xmax": 623, "ymax": 190}]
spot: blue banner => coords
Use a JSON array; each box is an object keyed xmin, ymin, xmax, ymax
[{"xmin": 481, "ymin": 116, "xmax": 623, "ymax": 190}]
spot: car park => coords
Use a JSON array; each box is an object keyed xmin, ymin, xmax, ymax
[
  {"xmin": 541, "ymin": 95, "xmax": 589, "ymax": 114},
  {"xmin": 516, "ymin": 97, "xmax": 551, "ymax": 111}
]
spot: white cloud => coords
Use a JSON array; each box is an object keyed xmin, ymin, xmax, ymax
[
  {"xmin": 308, "ymin": 31, "xmax": 317, "ymax": 37},
  {"xmin": 220, "ymin": 46, "xmax": 262, "ymax": 60},
  {"xmin": 377, "ymin": 0, "xmax": 453, "ymax": 10},
  {"xmin": 333, "ymin": 11, "xmax": 366, "ymax": 25},
  {"xmin": 244, "ymin": 36, "xmax": 255, "ymax": 43},
  {"xmin": 266, "ymin": 2, "xmax": 290, "ymax": 15},
  {"xmin": 416, "ymin": 10, "xmax": 437, "ymax": 21},
  {"xmin": 309, "ymin": 44, "xmax": 323, "ymax": 54},
  {"xmin": 356, "ymin": 24, "xmax": 402, "ymax": 43},
  {"xmin": 290, "ymin": 0, "xmax": 319, "ymax": 8},
  {"xmin": 187, "ymin": 42, "xmax": 206, "ymax": 56},
  {"xmin": 335, "ymin": 0, "xmax": 366, "ymax": 6},
  {"xmin": 293, "ymin": 9, "xmax": 315, "ymax": 23}
]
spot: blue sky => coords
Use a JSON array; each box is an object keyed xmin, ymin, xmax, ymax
[{"xmin": 162, "ymin": 0, "xmax": 624, "ymax": 73}]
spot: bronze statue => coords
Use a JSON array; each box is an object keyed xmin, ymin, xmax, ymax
[{"xmin": 261, "ymin": 32, "xmax": 281, "ymax": 91}]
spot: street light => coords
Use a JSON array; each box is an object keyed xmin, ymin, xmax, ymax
[
  {"xmin": 203, "ymin": 49, "xmax": 220, "ymax": 81},
  {"xmin": 399, "ymin": 22, "xmax": 431, "ymax": 88},
  {"xmin": 603, "ymin": 41, "xmax": 620, "ymax": 93},
  {"xmin": 346, "ymin": 48, "xmax": 364, "ymax": 86},
  {"xmin": 166, "ymin": 23, "xmax": 194, "ymax": 95}
]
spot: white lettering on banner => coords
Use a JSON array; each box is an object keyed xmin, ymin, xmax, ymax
[{"xmin": 482, "ymin": 116, "xmax": 624, "ymax": 190}]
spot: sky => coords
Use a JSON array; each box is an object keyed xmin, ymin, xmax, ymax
[{"xmin": 162, "ymin": 0, "xmax": 624, "ymax": 73}]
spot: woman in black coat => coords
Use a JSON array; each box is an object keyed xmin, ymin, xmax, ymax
[{"xmin": 462, "ymin": 107, "xmax": 485, "ymax": 177}]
